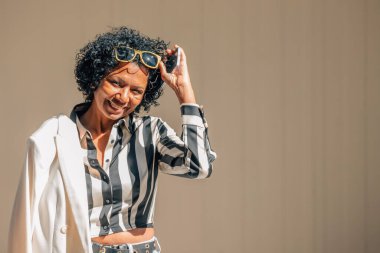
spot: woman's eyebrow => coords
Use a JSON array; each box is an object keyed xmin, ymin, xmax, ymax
[
  {"xmin": 130, "ymin": 84, "xmax": 146, "ymax": 90},
  {"xmin": 108, "ymin": 75, "xmax": 126, "ymax": 85},
  {"xmin": 110, "ymin": 75, "xmax": 146, "ymax": 89}
]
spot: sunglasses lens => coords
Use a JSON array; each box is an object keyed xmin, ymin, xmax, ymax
[
  {"xmin": 116, "ymin": 47, "xmax": 135, "ymax": 61},
  {"xmin": 141, "ymin": 52, "xmax": 159, "ymax": 68}
]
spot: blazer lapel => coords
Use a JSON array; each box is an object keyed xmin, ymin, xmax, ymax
[{"xmin": 55, "ymin": 114, "xmax": 91, "ymax": 252}]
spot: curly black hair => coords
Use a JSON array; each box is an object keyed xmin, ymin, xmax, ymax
[{"xmin": 74, "ymin": 26, "xmax": 169, "ymax": 112}]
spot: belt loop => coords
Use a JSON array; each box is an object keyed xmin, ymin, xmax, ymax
[
  {"xmin": 99, "ymin": 245, "xmax": 106, "ymax": 253},
  {"xmin": 128, "ymin": 243, "xmax": 134, "ymax": 253},
  {"xmin": 154, "ymin": 236, "xmax": 161, "ymax": 251}
]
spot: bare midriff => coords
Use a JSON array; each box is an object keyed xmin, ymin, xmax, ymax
[{"xmin": 91, "ymin": 228, "xmax": 155, "ymax": 245}]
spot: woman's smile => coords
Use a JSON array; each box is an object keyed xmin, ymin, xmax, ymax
[
  {"xmin": 88, "ymin": 62, "xmax": 149, "ymax": 126},
  {"xmin": 107, "ymin": 98, "xmax": 128, "ymax": 112}
]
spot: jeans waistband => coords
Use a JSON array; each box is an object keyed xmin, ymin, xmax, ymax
[{"xmin": 92, "ymin": 236, "xmax": 161, "ymax": 253}]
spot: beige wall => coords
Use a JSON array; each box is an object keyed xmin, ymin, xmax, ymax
[{"xmin": 1, "ymin": 0, "xmax": 379, "ymax": 252}]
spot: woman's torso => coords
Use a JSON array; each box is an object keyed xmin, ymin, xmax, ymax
[
  {"xmin": 90, "ymin": 130, "xmax": 155, "ymax": 244},
  {"xmin": 78, "ymin": 111, "xmax": 158, "ymax": 245}
]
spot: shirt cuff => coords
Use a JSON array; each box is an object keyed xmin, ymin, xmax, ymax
[
  {"xmin": 180, "ymin": 104, "xmax": 205, "ymax": 127},
  {"xmin": 180, "ymin": 103, "xmax": 200, "ymax": 108}
]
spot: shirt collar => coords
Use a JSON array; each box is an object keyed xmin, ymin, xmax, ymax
[
  {"xmin": 75, "ymin": 114, "xmax": 88, "ymax": 140},
  {"xmin": 69, "ymin": 102, "xmax": 138, "ymax": 137}
]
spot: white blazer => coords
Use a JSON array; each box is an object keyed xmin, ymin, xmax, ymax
[{"xmin": 8, "ymin": 114, "xmax": 92, "ymax": 253}]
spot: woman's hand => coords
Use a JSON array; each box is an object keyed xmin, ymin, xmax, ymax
[{"xmin": 158, "ymin": 45, "xmax": 197, "ymax": 104}]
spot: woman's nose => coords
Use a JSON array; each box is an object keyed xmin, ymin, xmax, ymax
[{"xmin": 120, "ymin": 86, "xmax": 130, "ymax": 102}]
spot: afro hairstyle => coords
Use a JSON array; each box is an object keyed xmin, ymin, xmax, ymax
[{"xmin": 74, "ymin": 26, "xmax": 169, "ymax": 112}]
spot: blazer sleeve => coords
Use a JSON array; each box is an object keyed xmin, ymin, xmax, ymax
[
  {"xmin": 8, "ymin": 119, "xmax": 57, "ymax": 253},
  {"xmin": 155, "ymin": 104, "xmax": 217, "ymax": 179},
  {"xmin": 8, "ymin": 139, "xmax": 38, "ymax": 253}
]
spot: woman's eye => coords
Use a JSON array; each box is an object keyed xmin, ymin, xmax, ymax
[
  {"xmin": 109, "ymin": 80, "xmax": 120, "ymax": 86},
  {"xmin": 132, "ymin": 89, "xmax": 143, "ymax": 95}
]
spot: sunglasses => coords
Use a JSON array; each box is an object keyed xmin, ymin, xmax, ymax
[{"xmin": 114, "ymin": 46, "xmax": 162, "ymax": 69}]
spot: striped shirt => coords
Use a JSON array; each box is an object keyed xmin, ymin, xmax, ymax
[{"xmin": 69, "ymin": 102, "xmax": 217, "ymax": 237}]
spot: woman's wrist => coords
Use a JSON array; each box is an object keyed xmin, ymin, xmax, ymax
[{"xmin": 176, "ymin": 84, "xmax": 196, "ymax": 104}]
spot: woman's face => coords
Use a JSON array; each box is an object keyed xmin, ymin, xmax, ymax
[{"xmin": 93, "ymin": 62, "xmax": 149, "ymax": 121}]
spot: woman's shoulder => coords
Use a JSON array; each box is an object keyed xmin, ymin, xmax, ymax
[
  {"xmin": 29, "ymin": 115, "xmax": 60, "ymax": 142},
  {"xmin": 24, "ymin": 116, "xmax": 60, "ymax": 166}
]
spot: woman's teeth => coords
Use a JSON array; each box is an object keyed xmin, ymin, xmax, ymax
[{"xmin": 109, "ymin": 100, "xmax": 125, "ymax": 110}]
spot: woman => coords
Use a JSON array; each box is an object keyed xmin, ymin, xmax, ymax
[{"xmin": 8, "ymin": 26, "xmax": 217, "ymax": 253}]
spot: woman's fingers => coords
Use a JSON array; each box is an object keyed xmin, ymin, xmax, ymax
[
  {"xmin": 159, "ymin": 45, "xmax": 193, "ymax": 103},
  {"xmin": 159, "ymin": 45, "xmax": 188, "ymax": 88},
  {"xmin": 158, "ymin": 61, "xmax": 175, "ymax": 88},
  {"xmin": 158, "ymin": 61, "xmax": 168, "ymax": 78}
]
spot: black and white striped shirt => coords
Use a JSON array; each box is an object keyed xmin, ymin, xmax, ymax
[{"xmin": 69, "ymin": 102, "xmax": 217, "ymax": 237}]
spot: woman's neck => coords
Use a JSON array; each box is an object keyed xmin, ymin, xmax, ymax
[{"xmin": 79, "ymin": 101, "xmax": 114, "ymax": 137}]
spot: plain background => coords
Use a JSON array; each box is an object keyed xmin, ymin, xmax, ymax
[{"xmin": 1, "ymin": 0, "xmax": 380, "ymax": 252}]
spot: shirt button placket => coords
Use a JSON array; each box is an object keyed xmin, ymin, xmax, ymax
[{"xmin": 90, "ymin": 159, "xmax": 96, "ymax": 166}]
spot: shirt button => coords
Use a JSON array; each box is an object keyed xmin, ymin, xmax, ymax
[
  {"xmin": 105, "ymin": 159, "xmax": 110, "ymax": 163},
  {"xmin": 111, "ymin": 139, "xmax": 115, "ymax": 144},
  {"xmin": 60, "ymin": 225, "xmax": 68, "ymax": 234},
  {"xmin": 103, "ymin": 175, "xmax": 107, "ymax": 180},
  {"xmin": 106, "ymin": 199, "xmax": 110, "ymax": 204},
  {"xmin": 103, "ymin": 225, "xmax": 108, "ymax": 230}
]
